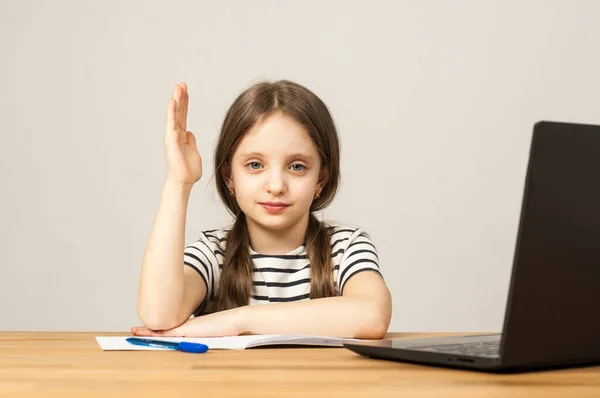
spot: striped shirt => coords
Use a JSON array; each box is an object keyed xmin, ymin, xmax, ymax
[{"xmin": 183, "ymin": 224, "xmax": 382, "ymax": 316}]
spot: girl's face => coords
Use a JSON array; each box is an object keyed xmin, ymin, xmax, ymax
[{"xmin": 227, "ymin": 112, "xmax": 327, "ymax": 232}]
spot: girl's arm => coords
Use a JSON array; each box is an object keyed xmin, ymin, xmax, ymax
[
  {"xmin": 132, "ymin": 271, "xmax": 392, "ymax": 339},
  {"xmin": 137, "ymin": 181, "xmax": 206, "ymax": 330},
  {"xmin": 239, "ymin": 271, "xmax": 392, "ymax": 338},
  {"xmin": 137, "ymin": 83, "xmax": 206, "ymax": 330}
]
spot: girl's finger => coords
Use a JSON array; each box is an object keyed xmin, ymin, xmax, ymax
[
  {"xmin": 173, "ymin": 84, "xmax": 183, "ymax": 129},
  {"xmin": 166, "ymin": 98, "xmax": 176, "ymax": 133},
  {"xmin": 181, "ymin": 82, "xmax": 188, "ymax": 131},
  {"xmin": 131, "ymin": 327, "xmax": 146, "ymax": 336},
  {"xmin": 134, "ymin": 328, "xmax": 157, "ymax": 337},
  {"xmin": 130, "ymin": 325, "xmax": 145, "ymax": 331}
]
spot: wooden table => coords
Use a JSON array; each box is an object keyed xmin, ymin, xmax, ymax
[{"xmin": 0, "ymin": 332, "xmax": 598, "ymax": 397}]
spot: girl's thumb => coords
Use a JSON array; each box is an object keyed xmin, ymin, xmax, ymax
[{"xmin": 187, "ymin": 131, "xmax": 197, "ymax": 149}]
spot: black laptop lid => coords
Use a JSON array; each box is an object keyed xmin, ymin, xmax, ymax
[{"xmin": 500, "ymin": 121, "xmax": 600, "ymax": 367}]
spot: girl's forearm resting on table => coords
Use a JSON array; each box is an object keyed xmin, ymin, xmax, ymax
[
  {"xmin": 237, "ymin": 296, "xmax": 391, "ymax": 339},
  {"xmin": 164, "ymin": 271, "xmax": 393, "ymax": 339},
  {"xmin": 181, "ymin": 295, "xmax": 389, "ymax": 339},
  {"xmin": 132, "ymin": 294, "xmax": 391, "ymax": 340}
]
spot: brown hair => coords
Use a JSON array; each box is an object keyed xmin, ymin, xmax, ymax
[{"xmin": 206, "ymin": 80, "xmax": 341, "ymax": 313}]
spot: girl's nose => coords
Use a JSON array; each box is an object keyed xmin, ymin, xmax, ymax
[{"xmin": 266, "ymin": 172, "xmax": 286, "ymax": 195}]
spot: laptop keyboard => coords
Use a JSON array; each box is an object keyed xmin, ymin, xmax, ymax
[{"xmin": 414, "ymin": 341, "xmax": 500, "ymax": 358}]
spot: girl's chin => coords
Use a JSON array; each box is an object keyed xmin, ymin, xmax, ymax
[{"xmin": 251, "ymin": 218, "xmax": 292, "ymax": 230}]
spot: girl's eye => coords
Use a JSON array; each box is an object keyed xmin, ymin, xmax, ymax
[
  {"xmin": 290, "ymin": 164, "xmax": 306, "ymax": 172},
  {"xmin": 246, "ymin": 162, "xmax": 305, "ymax": 171}
]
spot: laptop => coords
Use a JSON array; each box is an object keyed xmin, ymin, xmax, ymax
[{"xmin": 344, "ymin": 120, "xmax": 600, "ymax": 373}]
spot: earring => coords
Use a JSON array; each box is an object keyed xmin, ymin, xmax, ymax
[
  {"xmin": 314, "ymin": 190, "xmax": 321, "ymax": 200},
  {"xmin": 228, "ymin": 187, "xmax": 235, "ymax": 197}
]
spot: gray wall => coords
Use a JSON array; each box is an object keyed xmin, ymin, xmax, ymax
[{"xmin": 2, "ymin": 0, "xmax": 599, "ymax": 332}]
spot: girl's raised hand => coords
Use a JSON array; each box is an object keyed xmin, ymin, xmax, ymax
[{"xmin": 164, "ymin": 83, "xmax": 202, "ymax": 187}]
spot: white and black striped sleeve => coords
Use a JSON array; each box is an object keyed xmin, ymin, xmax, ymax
[
  {"xmin": 183, "ymin": 230, "xmax": 222, "ymax": 316},
  {"xmin": 337, "ymin": 229, "xmax": 383, "ymax": 295}
]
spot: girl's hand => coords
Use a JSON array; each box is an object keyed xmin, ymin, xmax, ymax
[
  {"xmin": 131, "ymin": 308, "xmax": 247, "ymax": 338},
  {"xmin": 164, "ymin": 82, "xmax": 202, "ymax": 187}
]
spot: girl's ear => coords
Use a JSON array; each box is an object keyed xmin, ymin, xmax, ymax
[
  {"xmin": 317, "ymin": 165, "xmax": 329, "ymax": 191},
  {"xmin": 221, "ymin": 162, "xmax": 233, "ymax": 187}
]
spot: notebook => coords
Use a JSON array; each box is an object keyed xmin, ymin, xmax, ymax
[{"xmin": 96, "ymin": 334, "xmax": 365, "ymax": 351}]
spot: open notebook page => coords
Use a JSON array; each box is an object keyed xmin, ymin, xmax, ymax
[{"xmin": 96, "ymin": 334, "xmax": 364, "ymax": 350}]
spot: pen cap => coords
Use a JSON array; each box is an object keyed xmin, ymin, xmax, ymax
[{"xmin": 177, "ymin": 342, "xmax": 209, "ymax": 353}]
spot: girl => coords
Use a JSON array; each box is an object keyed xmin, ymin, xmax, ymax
[{"xmin": 132, "ymin": 80, "xmax": 392, "ymax": 339}]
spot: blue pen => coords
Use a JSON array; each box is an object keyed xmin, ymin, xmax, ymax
[{"xmin": 126, "ymin": 337, "xmax": 209, "ymax": 353}]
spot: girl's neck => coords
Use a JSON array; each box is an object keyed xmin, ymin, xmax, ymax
[{"xmin": 246, "ymin": 213, "xmax": 309, "ymax": 255}]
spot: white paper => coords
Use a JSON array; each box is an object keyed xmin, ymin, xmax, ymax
[{"xmin": 95, "ymin": 334, "xmax": 360, "ymax": 351}]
